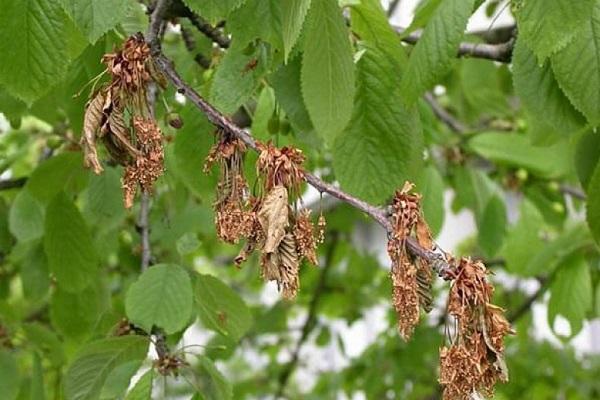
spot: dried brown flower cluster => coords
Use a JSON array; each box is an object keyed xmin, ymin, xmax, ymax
[
  {"xmin": 387, "ymin": 182, "xmax": 434, "ymax": 340},
  {"xmin": 256, "ymin": 141, "xmax": 306, "ymax": 196},
  {"xmin": 80, "ymin": 34, "xmax": 165, "ymax": 208},
  {"xmin": 207, "ymin": 139, "xmax": 321, "ymax": 299},
  {"xmin": 204, "ymin": 134, "xmax": 253, "ymax": 243},
  {"xmin": 439, "ymin": 258, "xmax": 514, "ymax": 400},
  {"xmin": 154, "ymin": 352, "xmax": 188, "ymax": 377}
]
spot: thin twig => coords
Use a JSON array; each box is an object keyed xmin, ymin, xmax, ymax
[
  {"xmin": 560, "ymin": 184, "xmax": 586, "ymax": 201},
  {"xmin": 424, "ymin": 92, "xmax": 468, "ymax": 134},
  {"xmin": 138, "ymin": 193, "xmax": 152, "ymax": 270},
  {"xmin": 387, "ymin": 0, "xmax": 401, "ymax": 17},
  {"xmin": 397, "ymin": 27, "xmax": 515, "ymax": 63},
  {"xmin": 145, "ymin": 0, "xmax": 171, "ymax": 360},
  {"xmin": 276, "ymin": 232, "xmax": 340, "ymax": 398},
  {"xmin": 0, "ymin": 177, "xmax": 27, "ymax": 191},
  {"xmin": 508, "ymin": 279, "xmax": 548, "ymax": 323},
  {"xmin": 186, "ymin": 12, "xmax": 230, "ymax": 48}
]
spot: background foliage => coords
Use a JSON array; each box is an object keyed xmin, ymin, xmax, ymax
[{"xmin": 1, "ymin": 0, "xmax": 600, "ymax": 399}]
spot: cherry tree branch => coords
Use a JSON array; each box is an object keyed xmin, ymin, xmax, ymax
[
  {"xmin": 148, "ymin": 0, "xmax": 453, "ymax": 274},
  {"xmin": 397, "ymin": 27, "xmax": 515, "ymax": 63},
  {"xmin": 424, "ymin": 92, "xmax": 468, "ymax": 134}
]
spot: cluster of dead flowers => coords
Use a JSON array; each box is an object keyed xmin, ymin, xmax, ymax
[
  {"xmin": 387, "ymin": 182, "xmax": 435, "ymax": 340},
  {"xmin": 439, "ymin": 258, "xmax": 514, "ymax": 400},
  {"xmin": 204, "ymin": 138, "xmax": 322, "ymax": 299},
  {"xmin": 387, "ymin": 182, "xmax": 513, "ymax": 400},
  {"xmin": 81, "ymin": 34, "xmax": 166, "ymax": 208}
]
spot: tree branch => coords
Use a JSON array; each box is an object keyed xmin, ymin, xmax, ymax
[
  {"xmin": 186, "ymin": 12, "xmax": 230, "ymax": 48},
  {"xmin": 424, "ymin": 92, "xmax": 468, "ymax": 134},
  {"xmin": 0, "ymin": 177, "xmax": 27, "ymax": 191},
  {"xmin": 276, "ymin": 232, "xmax": 340, "ymax": 398},
  {"xmin": 560, "ymin": 184, "xmax": 586, "ymax": 201},
  {"xmin": 397, "ymin": 27, "xmax": 515, "ymax": 63}
]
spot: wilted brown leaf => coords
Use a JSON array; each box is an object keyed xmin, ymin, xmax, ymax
[
  {"xmin": 258, "ymin": 185, "xmax": 289, "ymax": 253},
  {"xmin": 81, "ymin": 91, "xmax": 106, "ymax": 174}
]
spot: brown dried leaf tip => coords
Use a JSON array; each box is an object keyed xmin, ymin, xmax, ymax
[
  {"xmin": 387, "ymin": 182, "xmax": 435, "ymax": 340},
  {"xmin": 80, "ymin": 34, "xmax": 166, "ymax": 208},
  {"xmin": 205, "ymin": 134, "xmax": 254, "ymax": 244},
  {"xmin": 439, "ymin": 258, "xmax": 514, "ymax": 400}
]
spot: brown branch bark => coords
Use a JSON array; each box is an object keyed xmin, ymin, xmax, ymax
[
  {"xmin": 0, "ymin": 177, "xmax": 27, "ymax": 191},
  {"xmin": 424, "ymin": 92, "xmax": 468, "ymax": 134},
  {"xmin": 397, "ymin": 27, "xmax": 515, "ymax": 63}
]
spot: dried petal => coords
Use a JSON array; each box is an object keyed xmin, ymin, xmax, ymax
[
  {"xmin": 257, "ymin": 186, "xmax": 289, "ymax": 253},
  {"xmin": 391, "ymin": 260, "xmax": 420, "ymax": 340},
  {"xmin": 261, "ymin": 233, "xmax": 300, "ymax": 300},
  {"xmin": 81, "ymin": 91, "xmax": 106, "ymax": 174},
  {"xmin": 293, "ymin": 209, "xmax": 318, "ymax": 265}
]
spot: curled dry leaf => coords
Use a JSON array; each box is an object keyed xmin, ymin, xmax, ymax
[
  {"xmin": 257, "ymin": 185, "xmax": 289, "ymax": 253},
  {"xmin": 261, "ymin": 233, "xmax": 300, "ymax": 300},
  {"xmin": 81, "ymin": 90, "xmax": 106, "ymax": 175}
]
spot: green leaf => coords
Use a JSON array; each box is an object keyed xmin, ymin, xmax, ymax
[
  {"xmin": 400, "ymin": 0, "xmax": 475, "ymax": 103},
  {"xmin": 0, "ymin": 0, "xmax": 72, "ymax": 103},
  {"xmin": 333, "ymin": 0, "xmax": 422, "ymax": 204},
  {"xmin": 460, "ymin": 59, "xmax": 510, "ymax": 118},
  {"xmin": 512, "ymin": 39, "xmax": 585, "ymax": 136},
  {"xmin": 125, "ymin": 369, "xmax": 153, "ymax": 400},
  {"xmin": 195, "ymin": 273, "xmax": 252, "ymax": 342},
  {"xmin": 193, "ymin": 355, "xmax": 233, "ymax": 400},
  {"xmin": 182, "ymin": 0, "xmax": 245, "ymax": 25},
  {"xmin": 282, "ymin": 0, "xmax": 311, "ymax": 62},
  {"xmin": 417, "ymin": 165, "xmax": 445, "ymax": 236},
  {"xmin": 50, "ymin": 285, "xmax": 100, "ymax": 339},
  {"xmin": 575, "ymin": 131, "xmax": 600, "ymax": 191},
  {"xmin": 229, "ymin": 0, "xmax": 283, "ymax": 48},
  {"xmin": 0, "ymin": 351, "xmax": 20, "ymax": 400},
  {"xmin": 269, "ymin": 56, "xmax": 314, "ymax": 134},
  {"xmin": 9, "ymin": 189, "xmax": 45, "ymax": 242},
  {"xmin": 301, "ymin": 0, "xmax": 355, "ymax": 142},
  {"xmin": 251, "ymin": 86, "xmax": 277, "ymax": 140},
  {"xmin": 44, "ymin": 192, "xmax": 98, "ymax": 292},
  {"xmin": 23, "ymin": 322, "xmax": 66, "ymax": 366},
  {"xmin": 31, "ymin": 354, "xmax": 46, "ymax": 400},
  {"xmin": 82, "ymin": 167, "xmax": 125, "ymax": 229},
  {"xmin": 125, "ymin": 264, "xmax": 193, "ymax": 334},
  {"xmin": 478, "ymin": 196, "xmax": 506, "ymax": 258},
  {"xmin": 171, "ymin": 106, "xmax": 217, "ymax": 198},
  {"xmin": 210, "ymin": 41, "xmax": 269, "ymax": 114},
  {"xmin": 401, "ymin": 0, "xmax": 444, "ymax": 37},
  {"xmin": 551, "ymin": 3, "xmax": 600, "ymax": 125},
  {"xmin": 26, "ymin": 152, "xmax": 89, "ymax": 203},
  {"xmin": 548, "ymin": 254, "xmax": 592, "ymax": 338},
  {"xmin": 586, "ymin": 159, "xmax": 600, "ymax": 245},
  {"xmin": 19, "ymin": 243, "xmax": 50, "ymax": 302},
  {"xmin": 60, "ymin": 0, "xmax": 129, "ymax": 43},
  {"xmin": 64, "ymin": 336, "xmax": 148, "ymax": 400},
  {"xmin": 467, "ymin": 133, "xmax": 571, "ymax": 178},
  {"xmin": 525, "ymin": 224, "xmax": 593, "ymax": 277},
  {"xmin": 101, "ymin": 361, "xmax": 143, "ymax": 400},
  {"xmin": 502, "ymin": 200, "xmax": 546, "ymax": 275},
  {"xmin": 516, "ymin": 0, "xmax": 594, "ymax": 61}
]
